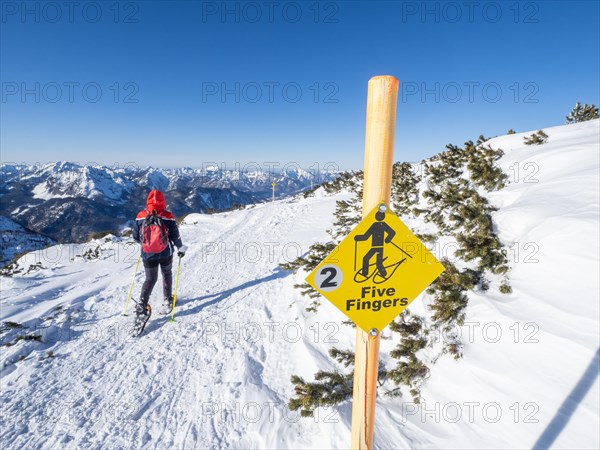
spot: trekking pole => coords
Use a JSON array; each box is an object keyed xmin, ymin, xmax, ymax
[
  {"xmin": 390, "ymin": 240, "xmax": 413, "ymax": 259},
  {"xmin": 169, "ymin": 256, "xmax": 182, "ymax": 323},
  {"xmin": 122, "ymin": 255, "xmax": 141, "ymax": 316}
]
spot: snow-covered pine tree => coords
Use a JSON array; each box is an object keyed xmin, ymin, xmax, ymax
[
  {"xmin": 566, "ymin": 102, "xmax": 599, "ymax": 124},
  {"xmin": 524, "ymin": 130, "xmax": 549, "ymax": 145},
  {"xmin": 385, "ymin": 312, "xmax": 429, "ymax": 401},
  {"xmin": 427, "ymin": 259, "xmax": 479, "ymax": 358},
  {"xmin": 289, "ymin": 347, "xmax": 357, "ymax": 417},
  {"xmin": 421, "ymin": 139, "xmax": 510, "ymax": 356},
  {"xmin": 289, "ymin": 368, "xmax": 353, "ymax": 417},
  {"xmin": 466, "ymin": 144, "xmax": 508, "ymax": 191},
  {"xmin": 391, "ymin": 162, "xmax": 421, "ymax": 215}
]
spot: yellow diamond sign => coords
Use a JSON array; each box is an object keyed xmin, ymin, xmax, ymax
[{"xmin": 306, "ymin": 204, "xmax": 445, "ymax": 333}]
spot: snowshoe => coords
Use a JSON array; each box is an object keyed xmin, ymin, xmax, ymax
[
  {"xmin": 161, "ymin": 296, "xmax": 173, "ymax": 315},
  {"xmin": 131, "ymin": 303, "xmax": 152, "ymax": 337}
]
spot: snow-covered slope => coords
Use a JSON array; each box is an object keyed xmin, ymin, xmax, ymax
[
  {"xmin": 0, "ymin": 121, "xmax": 598, "ymax": 449},
  {"xmin": 401, "ymin": 119, "xmax": 600, "ymax": 449}
]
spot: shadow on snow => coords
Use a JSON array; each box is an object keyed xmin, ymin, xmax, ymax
[
  {"xmin": 532, "ymin": 347, "xmax": 600, "ymax": 450},
  {"xmin": 142, "ymin": 268, "xmax": 289, "ymax": 335}
]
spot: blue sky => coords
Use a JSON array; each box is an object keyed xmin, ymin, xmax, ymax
[{"xmin": 1, "ymin": 0, "xmax": 599, "ymax": 170}]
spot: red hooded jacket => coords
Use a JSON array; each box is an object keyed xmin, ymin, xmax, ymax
[
  {"xmin": 145, "ymin": 189, "xmax": 167, "ymax": 213},
  {"xmin": 133, "ymin": 190, "xmax": 183, "ymax": 259}
]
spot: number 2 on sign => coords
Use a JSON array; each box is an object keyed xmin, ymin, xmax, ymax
[
  {"xmin": 320, "ymin": 268, "xmax": 338, "ymax": 288},
  {"xmin": 314, "ymin": 264, "xmax": 343, "ymax": 292}
]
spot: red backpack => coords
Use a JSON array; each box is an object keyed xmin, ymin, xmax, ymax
[{"xmin": 141, "ymin": 211, "xmax": 169, "ymax": 254}]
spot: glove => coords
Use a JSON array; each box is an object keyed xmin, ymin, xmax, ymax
[{"xmin": 177, "ymin": 245, "xmax": 187, "ymax": 258}]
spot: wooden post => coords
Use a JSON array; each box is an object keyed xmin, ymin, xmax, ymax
[{"xmin": 351, "ymin": 75, "xmax": 399, "ymax": 450}]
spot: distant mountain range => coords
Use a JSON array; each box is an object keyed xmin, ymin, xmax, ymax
[
  {"xmin": 0, "ymin": 216, "xmax": 55, "ymax": 267},
  {"xmin": 0, "ymin": 162, "xmax": 337, "ymax": 245}
]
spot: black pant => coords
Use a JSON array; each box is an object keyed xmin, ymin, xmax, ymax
[
  {"xmin": 140, "ymin": 256, "xmax": 173, "ymax": 305},
  {"xmin": 362, "ymin": 247, "xmax": 386, "ymax": 277}
]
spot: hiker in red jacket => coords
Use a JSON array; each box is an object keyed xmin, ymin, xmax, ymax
[{"xmin": 132, "ymin": 190, "xmax": 187, "ymax": 321}]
